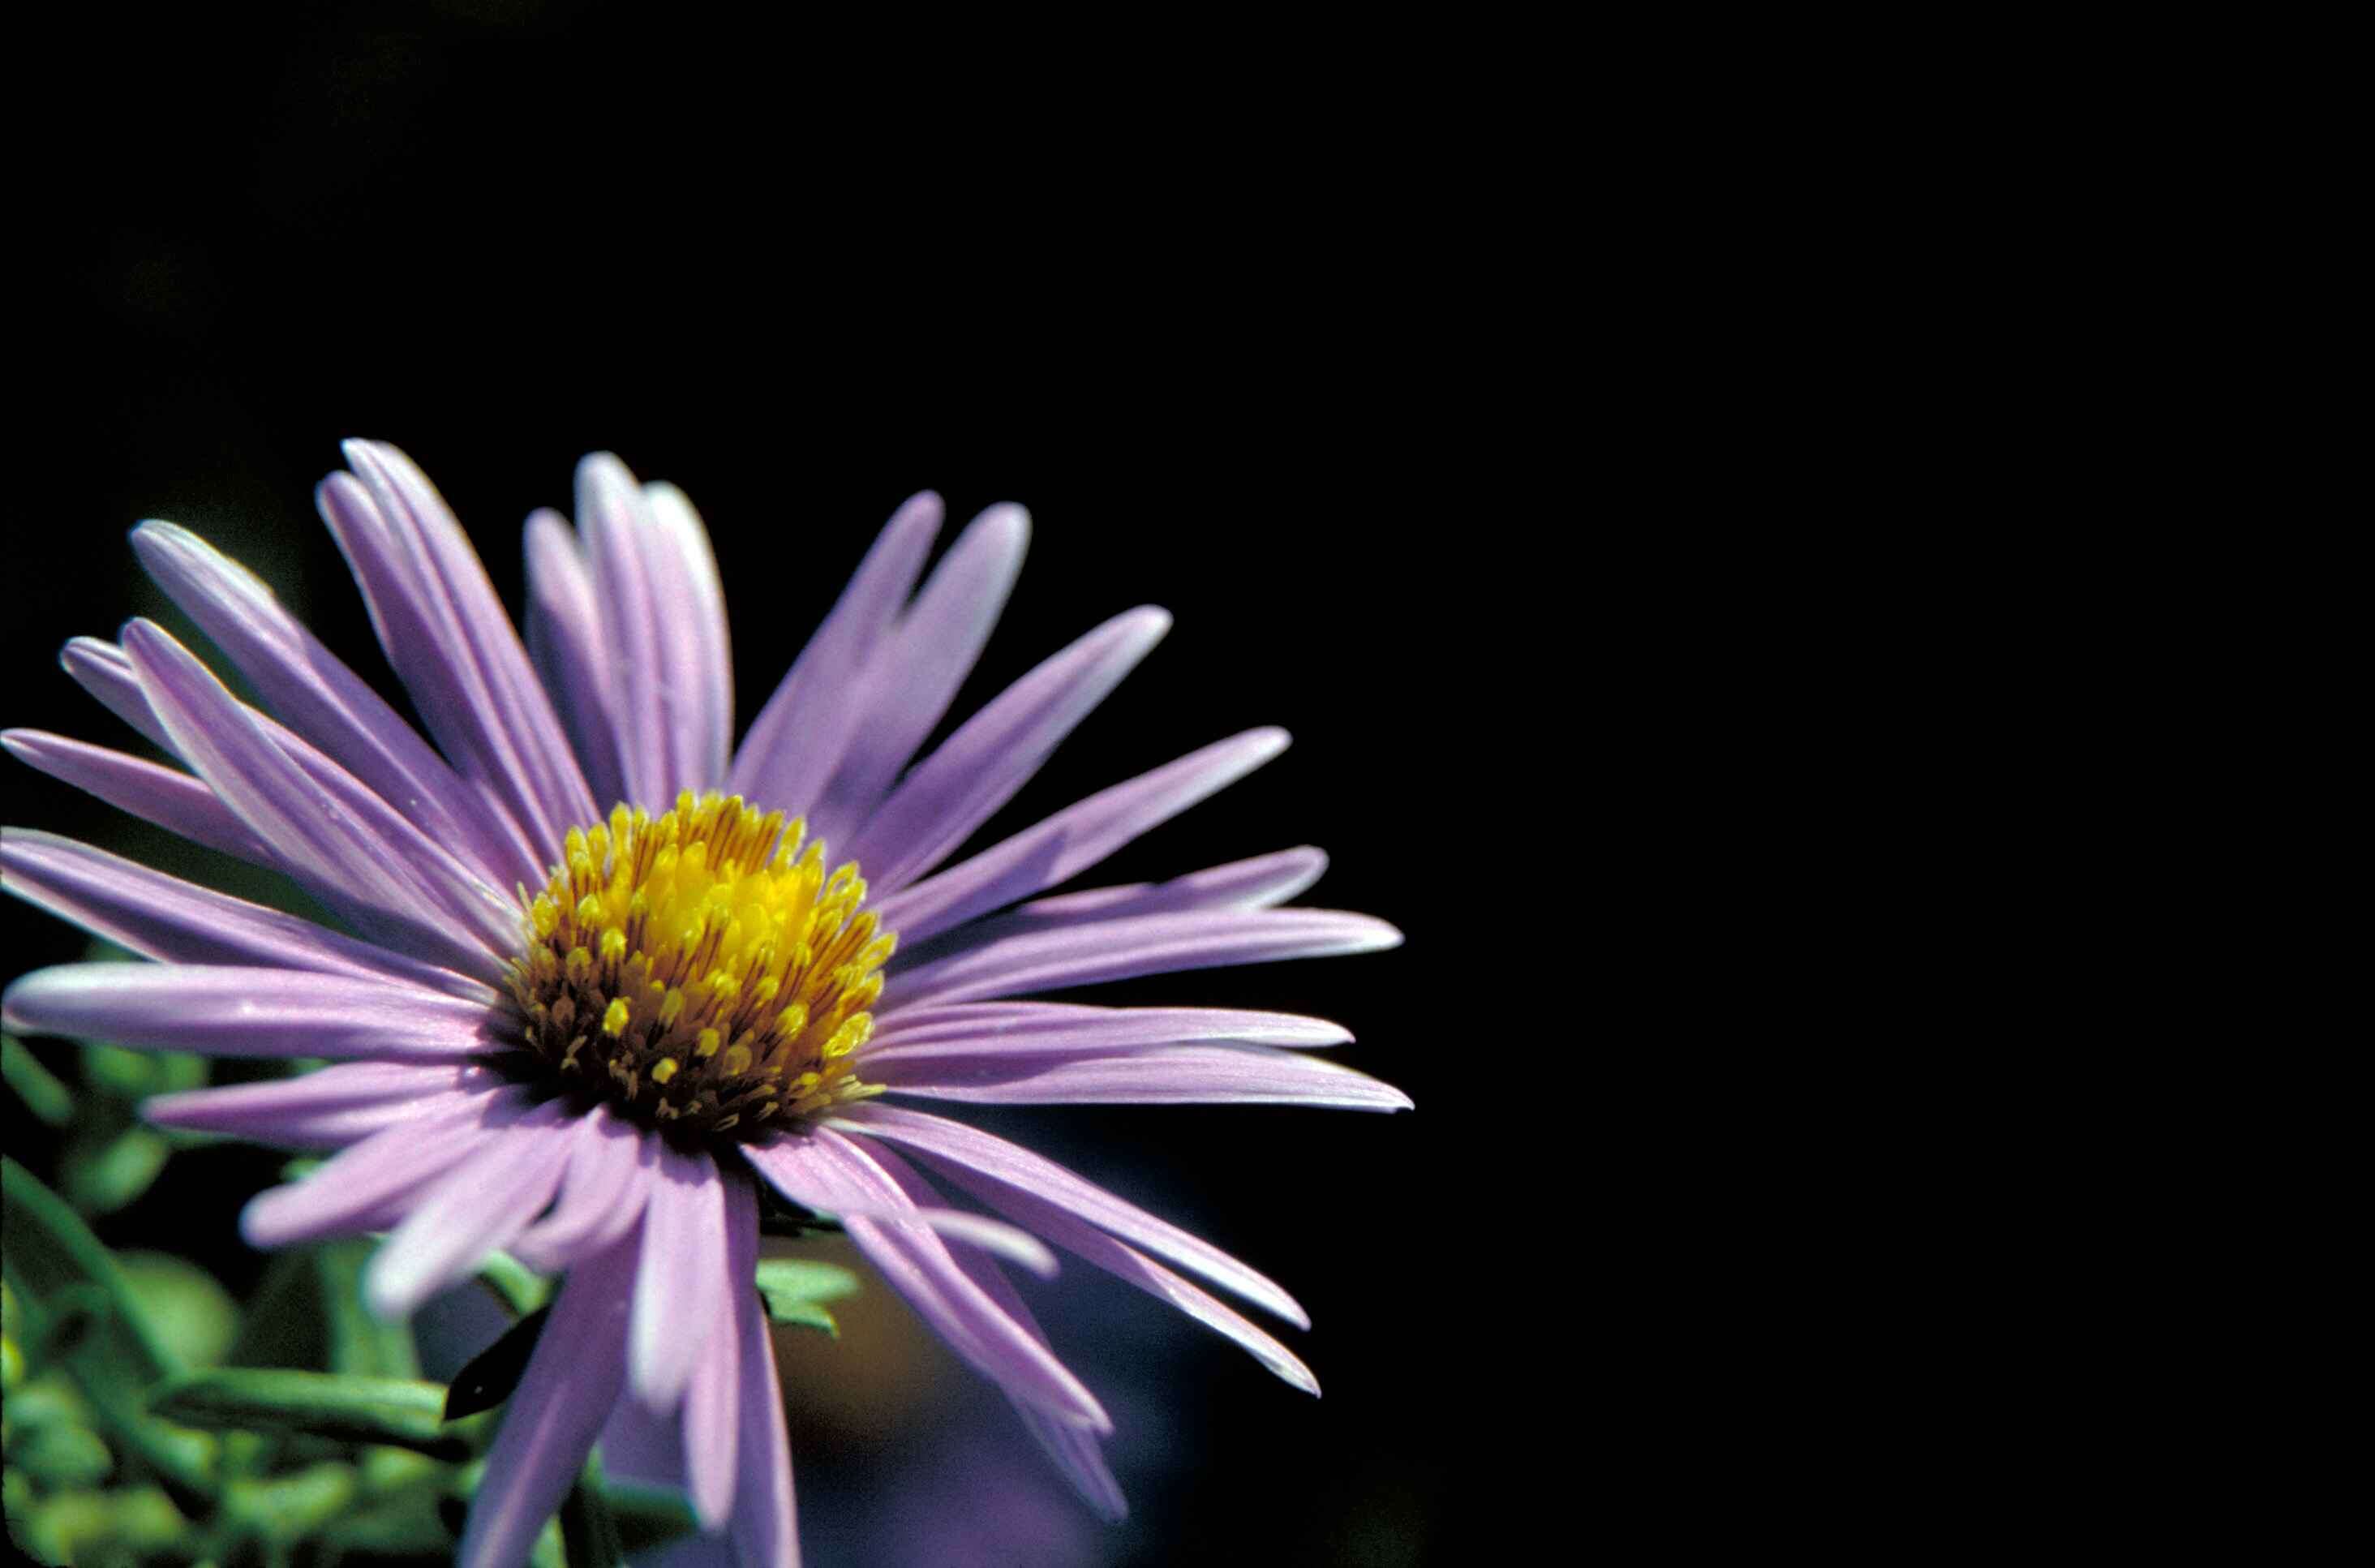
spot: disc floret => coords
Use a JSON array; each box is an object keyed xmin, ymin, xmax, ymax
[{"xmin": 507, "ymin": 792, "xmax": 895, "ymax": 1139}]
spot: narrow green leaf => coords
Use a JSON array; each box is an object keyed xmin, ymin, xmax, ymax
[
  {"xmin": 475, "ymin": 1250, "xmax": 552, "ymax": 1317},
  {"xmin": 605, "ymin": 1480, "xmax": 705, "ymax": 1557},
  {"xmin": 560, "ymin": 1454, "xmax": 627, "ymax": 1568},
  {"xmin": 755, "ymin": 1258, "xmax": 861, "ymax": 1304},
  {"xmin": 1, "ymin": 1155, "xmax": 178, "ymax": 1386},
  {"xmin": 1, "ymin": 1033, "xmax": 74, "ymax": 1124},
  {"xmin": 64, "ymin": 1126, "xmax": 174, "ymax": 1215},
  {"xmin": 755, "ymin": 1257, "xmax": 859, "ymax": 1334},
  {"xmin": 79, "ymin": 1040, "xmax": 165, "ymax": 1101},
  {"xmin": 13, "ymin": 1420, "xmax": 114, "ymax": 1488},
  {"xmin": 444, "ymin": 1304, "xmax": 551, "ymax": 1420},
  {"xmin": 758, "ymin": 1296, "xmax": 838, "ymax": 1336},
  {"xmin": 116, "ymin": 1252, "xmax": 240, "ymax": 1370},
  {"xmin": 151, "ymin": 1368, "xmax": 475, "ymax": 1461},
  {"xmin": 0, "ymin": 1159, "xmax": 217, "ymax": 1503},
  {"xmin": 321, "ymin": 1237, "xmax": 421, "ymax": 1379},
  {"xmin": 221, "ymin": 1459, "xmax": 360, "ymax": 1546}
]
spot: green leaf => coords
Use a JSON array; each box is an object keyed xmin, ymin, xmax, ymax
[
  {"xmin": 116, "ymin": 1252, "xmax": 240, "ymax": 1370},
  {"xmin": 444, "ymin": 1304, "xmax": 550, "ymax": 1420},
  {"xmin": 78, "ymin": 1040, "xmax": 164, "ymax": 1101},
  {"xmin": 605, "ymin": 1479, "xmax": 706, "ymax": 1557},
  {"xmin": 220, "ymin": 1459, "xmax": 360, "ymax": 1547},
  {"xmin": 63, "ymin": 1127, "xmax": 173, "ymax": 1215},
  {"xmin": 1, "ymin": 1033, "xmax": 74, "ymax": 1125},
  {"xmin": 755, "ymin": 1257, "xmax": 860, "ymax": 1335},
  {"xmin": 320, "ymin": 1237, "xmax": 421, "ymax": 1380},
  {"xmin": 1, "ymin": 1156, "xmax": 179, "ymax": 1389},
  {"xmin": 12, "ymin": 1419, "xmax": 114, "ymax": 1488},
  {"xmin": 475, "ymin": 1250, "xmax": 552, "ymax": 1317},
  {"xmin": 560, "ymin": 1454, "xmax": 627, "ymax": 1568},
  {"xmin": 149, "ymin": 1368, "xmax": 477, "ymax": 1461}
]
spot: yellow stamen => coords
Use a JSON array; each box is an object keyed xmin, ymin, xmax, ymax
[{"xmin": 505, "ymin": 793, "xmax": 895, "ymax": 1141}]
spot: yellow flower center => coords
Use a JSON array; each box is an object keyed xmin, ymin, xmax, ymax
[{"xmin": 505, "ymin": 791, "xmax": 895, "ymax": 1140}]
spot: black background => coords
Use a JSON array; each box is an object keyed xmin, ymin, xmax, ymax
[{"xmin": 12, "ymin": 7, "xmax": 1544, "ymax": 1564}]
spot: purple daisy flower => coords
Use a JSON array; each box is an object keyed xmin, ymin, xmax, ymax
[{"xmin": 1, "ymin": 441, "xmax": 1407, "ymax": 1566}]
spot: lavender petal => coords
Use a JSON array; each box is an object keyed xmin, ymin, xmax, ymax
[
  {"xmin": 507, "ymin": 1106, "xmax": 660, "ymax": 1274},
  {"xmin": 2, "ymin": 964, "xmax": 509, "ymax": 1062},
  {"xmin": 828, "ymin": 1102, "xmax": 1309, "ymax": 1327},
  {"xmin": 856, "ymin": 1145, "xmax": 1130, "ymax": 1523},
  {"xmin": 455, "ymin": 1235, "xmax": 635, "ymax": 1568},
  {"xmin": 643, "ymin": 481, "xmax": 734, "ymax": 801},
  {"xmin": 321, "ymin": 445, "xmax": 595, "ymax": 861},
  {"xmin": 728, "ymin": 492, "xmax": 943, "ymax": 818},
  {"xmin": 130, "ymin": 521, "xmax": 543, "ymax": 888},
  {"xmin": 144, "ymin": 1060, "xmax": 507, "ymax": 1149},
  {"xmin": 846, "ymin": 608, "xmax": 1171, "ymax": 896},
  {"xmin": 524, "ymin": 509, "xmax": 628, "ymax": 814},
  {"xmin": 884, "ymin": 906, "xmax": 1402, "ymax": 1009},
  {"xmin": 241, "ymin": 1087, "xmax": 535, "ymax": 1248},
  {"xmin": 741, "ymin": 1129, "xmax": 1106, "ymax": 1429},
  {"xmin": 122, "ymin": 620, "xmax": 518, "ymax": 973},
  {"xmin": 868, "ymin": 1002, "xmax": 1351, "ymax": 1053},
  {"xmin": 727, "ymin": 1262, "xmax": 801, "ymax": 1568},
  {"xmin": 365, "ymin": 1098, "xmax": 580, "ymax": 1319},
  {"xmin": 738, "ymin": 1137, "xmax": 1058, "ymax": 1277},
  {"xmin": 59, "ymin": 638, "xmax": 178, "ymax": 752},
  {"xmin": 629, "ymin": 1142, "xmax": 729, "ymax": 1413},
  {"xmin": 873, "ymin": 1041, "xmax": 1412, "ymax": 1110},
  {"xmin": 925, "ymin": 1158, "xmax": 1320, "ymax": 1396},
  {"xmin": 0, "ymin": 830, "xmax": 495, "ymax": 1003},
  {"xmin": 805, "ymin": 503, "xmax": 1029, "ymax": 851},
  {"xmin": 678, "ymin": 1174, "xmax": 756, "ymax": 1527},
  {"xmin": 2, "ymin": 729, "xmax": 271, "ymax": 865},
  {"xmin": 874, "ymin": 727, "xmax": 1291, "ymax": 946}
]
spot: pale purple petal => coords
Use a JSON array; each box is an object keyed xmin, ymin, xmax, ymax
[
  {"xmin": 523, "ymin": 509, "xmax": 627, "ymax": 813},
  {"xmin": 727, "ymin": 1264, "xmax": 800, "ymax": 1568},
  {"xmin": 144, "ymin": 1060, "xmax": 508, "ymax": 1149},
  {"xmin": 923, "ymin": 1158, "xmax": 1320, "ymax": 1397},
  {"xmin": 507, "ymin": 1106, "xmax": 660, "ymax": 1274},
  {"xmin": 366, "ymin": 1098, "xmax": 579, "ymax": 1318},
  {"xmin": 874, "ymin": 728, "xmax": 1291, "ymax": 946},
  {"xmin": 595, "ymin": 1388, "xmax": 684, "ymax": 1492},
  {"xmin": 854, "ymin": 1145, "xmax": 1130, "ymax": 1523},
  {"xmin": 456, "ymin": 1235, "xmax": 636, "ymax": 1568},
  {"xmin": 644, "ymin": 481, "xmax": 734, "ymax": 800},
  {"xmin": 321, "ymin": 443, "xmax": 595, "ymax": 857},
  {"xmin": 868, "ymin": 1002, "xmax": 1351, "ymax": 1053},
  {"xmin": 742, "ymin": 1128, "xmax": 1106, "ymax": 1430},
  {"xmin": 241, "ymin": 1087, "xmax": 537, "ymax": 1248},
  {"xmin": 805, "ymin": 503, "xmax": 1029, "ymax": 851},
  {"xmin": 872, "ymin": 1041, "xmax": 1412, "ymax": 1111},
  {"xmin": 122, "ymin": 620, "xmax": 518, "ymax": 973},
  {"xmin": 1007, "ymin": 846, "xmax": 1329, "ymax": 924},
  {"xmin": 2, "ymin": 729, "xmax": 271, "ymax": 865},
  {"xmin": 883, "ymin": 906, "xmax": 1402, "ymax": 1009},
  {"xmin": 577, "ymin": 455, "xmax": 673, "ymax": 810},
  {"xmin": 2, "ymin": 964, "xmax": 509, "ymax": 1063},
  {"xmin": 0, "ymin": 830, "xmax": 495, "ymax": 1003},
  {"xmin": 737, "ymin": 1138, "xmax": 1057, "ymax": 1278},
  {"xmin": 729, "ymin": 492, "xmax": 942, "ymax": 818},
  {"xmin": 630, "ymin": 1142, "xmax": 729, "ymax": 1413},
  {"xmin": 59, "ymin": 638, "xmax": 178, "ymax": 752},
  {"xmin": 848, "ymin": 608, "xmax": 1172, "ymax": 896},
  {"xmin": 829, "ymin": 1102, "xmax": 1309, "ymax": 1327},
  {"xmin": 129, "ymin": 522, "xmax": 543, "ymax": 888},
  {"xmin": 678, "ymin": 1175, "xmax": 756, "ymax": 1528}
]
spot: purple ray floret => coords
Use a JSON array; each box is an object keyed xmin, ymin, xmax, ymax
[{"xmin": 2, "ymin": 440, "xmax": 1406, "ymax": 1566}]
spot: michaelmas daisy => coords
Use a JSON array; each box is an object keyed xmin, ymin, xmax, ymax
[{"xmin": 2, "ymin": 442, "xmax": 1407, "ymax": 1566}]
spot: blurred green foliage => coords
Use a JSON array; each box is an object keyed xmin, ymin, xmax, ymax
[{"xmin": 2, "ymin": 1028, "xmax": 857, "ymax": 1565}]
